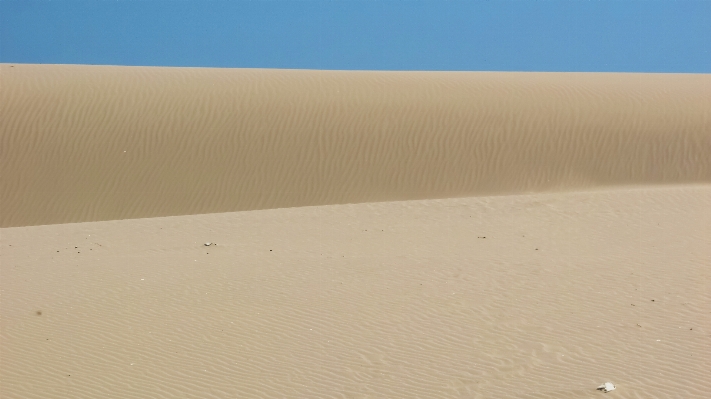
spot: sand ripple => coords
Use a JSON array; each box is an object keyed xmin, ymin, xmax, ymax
[
  {"xmin": 1, "ymin": 186, "xmax": 709, "ymax": 398},
  {"xmin": 2, "ymin": 65, "xmax": 709, "ymax": 227}
]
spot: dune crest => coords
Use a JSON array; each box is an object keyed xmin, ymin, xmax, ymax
[{"xmin": 1, "ymin": 64, "xmax": 710, "ymax": 227}]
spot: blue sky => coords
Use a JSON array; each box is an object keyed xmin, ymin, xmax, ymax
[{"xmin": 1, "ymin": 0, "xmax": 709, "ymax": 72}]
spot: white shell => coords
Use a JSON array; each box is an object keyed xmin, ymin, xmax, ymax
[
  {"xmin": 597, "ymin": 382, "xmax": 616, "ymax": 392},
  {"xmin": 204, "ymin": 242, "xmax": 212, "ymax": 246}
]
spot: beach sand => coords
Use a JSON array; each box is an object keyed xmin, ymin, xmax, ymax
[{"xmin": 1, "ymin": 64, "xmax": 710, "ymax": 398}]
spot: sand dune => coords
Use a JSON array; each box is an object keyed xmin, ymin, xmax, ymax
[
  {"xmin": 2, "ymin": 186, "xmax": 709, "ymax": 398},
  {"xmin": 1, "ymin": 64, "xmax": 710, "ymax": 227},
  {"xmin": 1, "ymin": 65, "xmax": 709, "ymax": 397}
]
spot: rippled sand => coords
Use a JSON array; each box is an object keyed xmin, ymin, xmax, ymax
[
  {"xmin": 1, "ymin": 65, "xmax": 709, "ymax": 227},
  {"xmin": 1, "ymin": 65, "xmax": 709, "ymax": 398}
]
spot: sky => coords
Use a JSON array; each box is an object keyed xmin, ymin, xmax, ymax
[{"xmin": 1, "ymin": 0, "xmax": 709, "ymax": 73}]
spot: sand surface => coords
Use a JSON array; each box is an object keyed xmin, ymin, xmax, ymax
[
  {"xmin": 1, "ymin": 65, "xmax": 710, "ymax": 227},
  {"xmin": 1, "ymin": 65, "xmax": 710, "ymax": 398},
  {"xmin": 2, "ymin": 186, "xmax": 710, "ymax": 398}
]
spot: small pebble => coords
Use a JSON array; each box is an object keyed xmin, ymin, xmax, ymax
[{"xmin": 597, "ymin": 382, "xmax": 616, "ymax": 392}]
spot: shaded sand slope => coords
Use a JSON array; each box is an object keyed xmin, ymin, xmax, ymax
[
  {"xmin": 2, "ymin": 64, "xmax": 710, "ymax": 227},
  {"xmin": 1, "ymin": 185, "xmax": 709, "ymax": 398}
]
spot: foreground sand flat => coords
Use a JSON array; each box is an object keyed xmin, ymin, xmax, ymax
[
  {"xmin": 1, "ymin": 186, "xmax": 710, "ymax": 398},
  {"xmin": 1, "ymin": 65, "xmax": 710, "ymax": 227}
]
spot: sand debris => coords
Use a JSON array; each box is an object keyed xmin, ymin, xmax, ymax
[{"xmin": 597, "ymin": 382, "xmax": 616, "ymax": 393}]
